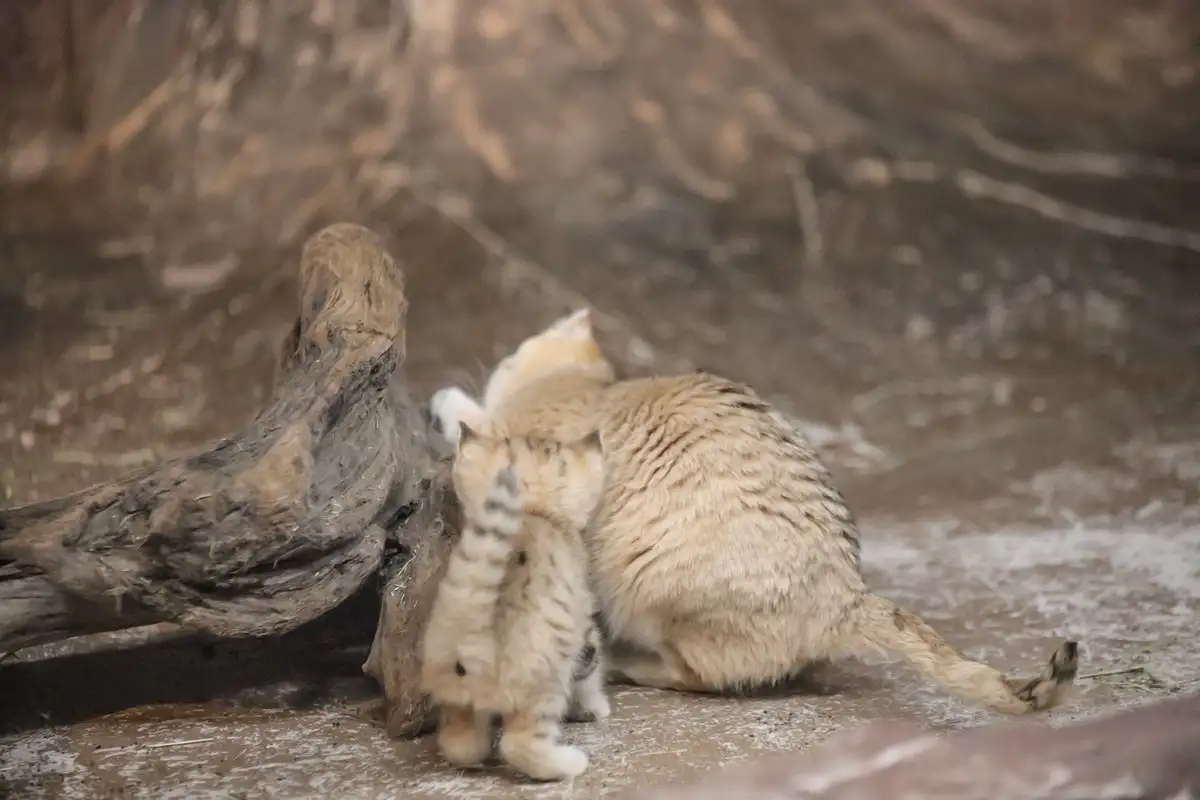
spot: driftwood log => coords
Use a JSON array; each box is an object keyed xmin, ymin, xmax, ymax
[
  {"xmin": 0, "ymin": 222, "xmax": 409, "ymax": 646},
  {"xmin": 361, "ymin": 468, "xmax": 459, "ymax": 738},
  {"xmin": 627, "ymin": 692, "xmax": 1200, "ymax": 800},
  {"xmin": 0, "ymin": 223, "xmax": 445, "ymax": 732}
]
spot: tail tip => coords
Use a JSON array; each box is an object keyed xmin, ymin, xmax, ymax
[
  {"xmin": 1009, "ymin": 638, "xmax": 1081, "ymax": 713},
  {"xmin": 1052, "ymin": 640, "xmax": 1080, "ymax": 682}
]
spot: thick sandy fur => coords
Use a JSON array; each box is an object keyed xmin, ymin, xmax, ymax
[
  {"xmin": 419, "ymin": 427, "xmax": 610, "ymax": 781},
  {"xmin": 428, "ymin": 309, "xmax": 1080, "ymax": 716}
]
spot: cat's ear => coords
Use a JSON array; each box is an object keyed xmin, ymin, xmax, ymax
[
  {"xmin": 579, "ymin": 429, "xmax": 603, "ymax": 453},
  {"xmin": 458, "ymin": 421, "xmax": 479, "ymax": 445},
  {"xmin": 555, "ymin": 308, "xmax": 594, "ymax": 341}
]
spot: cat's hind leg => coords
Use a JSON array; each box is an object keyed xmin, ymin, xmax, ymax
[
  {"xmin": 436, "ymin": 705, "xmax": 492, "ymax": 768},
  {"xmin": 612, "ymin": 614, "xmax": 802, "ymax": 694},
  {"xmin": 607, "ymin": 648, "xmax": 715, "ymax": 693},
  {"xmin": 567, "ymin": 649, "xmax": 612, "ymax": 722},
  {"xmin": 498, "ymin": 693, "xmax": 588, "ymax": 781}
]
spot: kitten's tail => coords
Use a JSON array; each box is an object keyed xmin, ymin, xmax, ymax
[
  {"xmin": 846, "ymin": 593, "xmax": 1079, "ymax": 715},
  {"xmin": 442, "ymin": 464, "xmax": 525, "ymax": 620},
  {"xmin": 423, "ymin": 462, "xmax": 524, "ymax": 690}
]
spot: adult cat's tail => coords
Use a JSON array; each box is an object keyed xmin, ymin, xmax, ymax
[{"xmin": 847, "ymin": 593, "xmax": 1079, "ymax": 715}]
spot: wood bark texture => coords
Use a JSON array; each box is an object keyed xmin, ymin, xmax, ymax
[{"xmin": 0, "ymin": 224, "xmax": 437, "ymax": 682}]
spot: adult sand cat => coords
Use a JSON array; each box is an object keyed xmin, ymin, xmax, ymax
[
  {"xmin": 428, "ymin": 309, "xmax": 1080, "ymax": 716},
  {"xmin": 420, "ymin": 427, "xmax": 611, "ymax": 781}
]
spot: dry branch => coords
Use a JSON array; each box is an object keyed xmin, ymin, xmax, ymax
[
  {"xmin": 0, "ymin": 223, "xmax": 433, "ymax": 654},
  {"xmin": 623, "ymin": 692, "xmax": 1200, "ymax": 799}
]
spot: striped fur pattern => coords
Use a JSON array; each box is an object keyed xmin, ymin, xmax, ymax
[
  {"xmin": 566, "ymin": 615, "xmax": 608, "ymax": 723},
  {"xmin": 428, "ymin": 309, "xmax": 1080, "ymax": 716},
  {"xmin": 419, "ymin": 426, "xmax": 610, "ymax": 781}
]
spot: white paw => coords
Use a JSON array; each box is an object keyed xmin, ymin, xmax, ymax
[
  {"xmin": 582, "ymin": 694, "xmax": 612, "ymax": 721},
  {"xmin": 567, "ymin": 689, "xmax": 611, "ymax": 722},
  {"xmin": 546, "ymin": 745, "xmax": 589, "ymax": 780},
  {"xmin": 500, "ymin": 738, "xmax": 590, "ymax": 781},
  {"xmin": 429, "ymin": 386, "xmax": 479, "ymax": 446}
]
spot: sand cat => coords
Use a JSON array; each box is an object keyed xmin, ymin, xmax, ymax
[
  {"xmin": 420, "ymin": 425, "xmax": 611, "ymax": 781},
  {"xmin": 428, "ymin": 309, "xmax": 1080, "ymax": 716}
]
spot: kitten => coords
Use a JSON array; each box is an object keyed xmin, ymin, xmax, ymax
[
  {"xmin": 428, "ymin": 309, "xmax": 1080, "ymax": 716},
  {"xmin": 420, "ymin": 425, "xmax": 610, "ymax": 781}
]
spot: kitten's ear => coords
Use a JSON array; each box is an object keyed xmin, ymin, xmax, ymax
[
  {"xmin": 579, "ymin": 430, "xmax": 603, "ymax": 452},
  {"xmin": 458, "ymin": 421, "xmax": 478, "ymax": 444},
  {"xmin": 555, "ymin": 308, "xmax": 594, "ymax": 341}
]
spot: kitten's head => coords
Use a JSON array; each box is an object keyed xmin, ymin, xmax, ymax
[
  {"xmin": 483, "ymin": 309, "xmax": 616, "ymax": 407},
  {"xmin": 454, "ymin": 424, "xmax": 606, "ymax": 529}
]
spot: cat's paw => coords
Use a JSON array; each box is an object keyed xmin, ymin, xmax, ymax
[
  {"xmin": 502, "ymin": 740, "xmax": 589, "ymax": 781},
  {"xmin": 545, "ymin": 745, "xmax": 589, "ymax": 780},
  {"xmin": 582, "ymin": 692, "xmax": 612, "ymax": 721},
  {"xmin": 566, "ymin": 695, "xmax": 611, "ymax": 723},
  {"xmin": 429, "ymin": 386, "xmax": 484, "ymax": 446},
  {"xmin": 437, "ymin": 708, "xmax": 492, "ymax": 768}
]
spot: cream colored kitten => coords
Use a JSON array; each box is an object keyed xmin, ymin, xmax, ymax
[
  {"xmin": 420, "ymin": 426, "xmax": 610, "ymax": 781},
  {"xmin": 428, "ymin": 309, "xmax": 1080, "ymax": 716}
]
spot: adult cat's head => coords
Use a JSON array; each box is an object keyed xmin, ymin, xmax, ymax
[{"xmin": 483, "ymin": 309, "xmax": 616, "ymax": 407}]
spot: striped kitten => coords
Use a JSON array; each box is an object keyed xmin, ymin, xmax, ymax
[
  {"xmin": 420, "ymin": 426, "xmax": 610, "ymax": 781},
  {"xmin": 429, "ymin": 309, "xmax": 1080, "ymax": 716}
]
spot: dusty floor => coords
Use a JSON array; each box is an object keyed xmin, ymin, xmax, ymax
[{"xmin": 3, "ymin": 80, "xmax": 1200, "ymax": 800}]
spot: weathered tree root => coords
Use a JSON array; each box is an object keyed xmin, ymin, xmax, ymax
[
  {"xmin": 362, "ymin": 465, "xmax": 459, "ymax": 739},
  {"xmin": 622, "ymin": 691, "xmax": 1200, "ymax": 799},
  {"xmin": 0, "ymin": 223, "xmax": 436, "ymax": 662}
]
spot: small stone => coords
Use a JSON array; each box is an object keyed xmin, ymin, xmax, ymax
[{"xmin": 18, "ymin": 430, "xmax": 35, "ymax": 450}]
